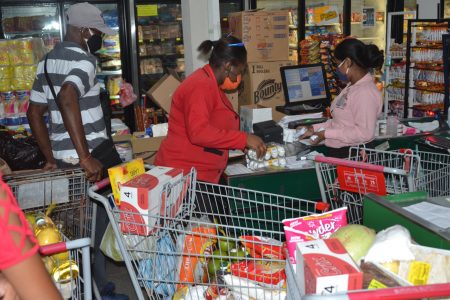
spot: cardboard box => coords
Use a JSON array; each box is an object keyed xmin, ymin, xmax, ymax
[
  {"xmin": 131, "ymin": 132, "xmax": 165, "ymax": 165},
  {"xmin": 229, "ymin": 10, "xmax": 290, "ymax": 62},
  {"xmin": 239, "ymin": 60, "xmax": 294, "ymax": 108},
  {"xmin": 146, "ymin": 70, "xmax": 181, "ymax": 114},
  {"xmin": 295, "ymin": 238, "xmax": 363, "ymax": 296},
  {"xmin": 119, "ymin": 166, "xmax": 185, "ymax": 236},
  {"xmin": 239, "ymin": 104, "xmax": 272, "ymax": 133}
]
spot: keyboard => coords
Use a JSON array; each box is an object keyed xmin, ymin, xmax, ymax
[{"xmin": 276, "ymin": 104, "xmax": 324, "ymax": 115}]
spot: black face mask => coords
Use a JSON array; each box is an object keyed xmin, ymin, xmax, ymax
[{"xmin": 86, "ymin": 34, "xmax": 103, "ymax": 54}]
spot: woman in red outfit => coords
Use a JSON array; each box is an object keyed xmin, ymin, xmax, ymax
[
  {"xmin": 155, "ymin": 36, "xmax": 266, "ymax": 223},
  {"xmin": 155, "ymin": 36, "xmax": 266, "ymax": 183},
  {"xmin": 0, "ymin": 177, "xmax": 62, "ymax": 300}
]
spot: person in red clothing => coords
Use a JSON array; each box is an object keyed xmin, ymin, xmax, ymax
[
  {"xmin": 0, "ymin": 177, "xmax": 62, "ymax": 300},
  {"xmin": 155, "ymin": 36, "xmax": 266, "ymax": 183},
  {"xmin": 155, "ymin": 36, "xmax": 266, "ymax": 224}
]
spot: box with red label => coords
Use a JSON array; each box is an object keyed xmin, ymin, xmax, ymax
[
  {"xmin": 119, "ymin": 166, "xmax": 185, "ymax": 236},
  {"xmin": 295, "ymin": 238, "xmax": 363, "ymax": 296}
]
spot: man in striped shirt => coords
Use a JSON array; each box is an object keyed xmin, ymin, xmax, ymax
[{"xmin": 27, "ymin": 2, "xmax": 115, "ymax": 182}]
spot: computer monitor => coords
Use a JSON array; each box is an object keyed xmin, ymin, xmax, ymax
[{"xmin": 280, "ymin": 63, "xmax": 330, "ymax": 109}]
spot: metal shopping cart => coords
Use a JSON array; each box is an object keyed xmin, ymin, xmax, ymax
[
  {"xmin": 88, "ymin": 168, "xmax": 332, "ymax": 300},
  {"xmin": 4, "ymin": 168, "xmax": 93, "ymax": 300},
  {"xmin": 285, "ymin": 256, "xmax": 450, "ymax": 300},
  {"xmin": 311, "ymin": 146, "xmax": 450, "ymax": 224}
]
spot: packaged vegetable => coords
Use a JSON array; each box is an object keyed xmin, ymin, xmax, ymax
[
  {"xmin": 283, "ymin": 207, "xmax": 347, "ymax": 265},
  {"xmin": 239, "ymin": 236, "xmax": 285, "ymax": 260}
]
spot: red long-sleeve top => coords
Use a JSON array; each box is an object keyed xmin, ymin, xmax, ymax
[{"xmin": 155, "ymin": 64, "xmax": 247, "ymax": 183}]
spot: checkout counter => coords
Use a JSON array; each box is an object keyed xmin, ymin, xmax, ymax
[{"xmin": 222, "ymin": 117, "xmax": 450, "ymax": 200}]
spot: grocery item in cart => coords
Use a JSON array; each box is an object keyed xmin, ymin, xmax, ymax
[
  {"xmin": 119, "ymin": 166, "xmax": 185, "ymax": 236},
  {"xmin": 330, "ymin": 224, "xmax": 376, "ymax": 264},
  {"xmin": 283, "ymin": 207, "xmax": 347, "ymax": 267},
  {"xmin": 107, "ymin": 158, "xmax": 145, "ymax": 205},
  {"xmin": 295, "ymin": 238, "xmax": 363, "ymax": 295}
]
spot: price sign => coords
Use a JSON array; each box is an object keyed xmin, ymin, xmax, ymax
[{"xmin": 137, "ymin": 5, "xmax": 158, "ymax": 17}]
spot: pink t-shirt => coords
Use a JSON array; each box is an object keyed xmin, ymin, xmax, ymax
[
  {"xmin": 313, "ymin": 73, "xmax": 382, "ymax": 148},
  {"xmin": 0, "ymin": 178, "xmax": 39, "ymax": 270}
]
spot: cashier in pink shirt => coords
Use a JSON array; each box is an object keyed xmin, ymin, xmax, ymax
[{"xmin": 299, "ymin": 38, "xmax": 384, "ymax": 158}]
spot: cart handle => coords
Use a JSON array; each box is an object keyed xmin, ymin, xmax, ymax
[
  {"xmin": 302, "ymin": 283, "xmax": 450, "ymax": 300},
  {"xmin": 310, "ymin": 155, "xmax": 408, "ymax": 175},
  {"xmin": 40, "ymin": 238, "xmax": 91, "ymax": 255},
  {"xmin": 92, "ymin": 177, "xmax": 110, "ymax": 192}
]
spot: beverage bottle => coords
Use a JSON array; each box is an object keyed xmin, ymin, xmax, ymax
[{"xmin": 386, "ymin": 113, "xmax": 398, "ymax": 137}]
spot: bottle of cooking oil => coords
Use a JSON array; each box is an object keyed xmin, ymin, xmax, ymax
[{"xmin": 33, "ymin": 212, "xmax": 79, "ymax": 282}]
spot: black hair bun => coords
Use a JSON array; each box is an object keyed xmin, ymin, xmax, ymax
[{"xmin": 365, "ymin": 44, "xmax": 384, "ymax": 69}]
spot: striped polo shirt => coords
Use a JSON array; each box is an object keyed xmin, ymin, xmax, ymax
[{"xmin": 30, "ymin": 41, "xmax": 107, "ymax": 162}]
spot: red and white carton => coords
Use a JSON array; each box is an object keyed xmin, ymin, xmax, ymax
[
  {"xmin": 295, "ymin": 238, "xmax": 363, "ymax": 296},
  {"xmin": 119, "ymin": 166, "xmax": 185, "ymax": 236}
]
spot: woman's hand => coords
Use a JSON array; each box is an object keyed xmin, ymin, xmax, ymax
[
  {"xmin": 246, "ymin": 134, "xmax": 267, "ymax": 159},
  {"xmin": 310, "ymin": 130, "xmax": 325, "ymax": 145},
  {"xmin": 297, "ymin": 125, "xmax": 314, "ymax": 139}
]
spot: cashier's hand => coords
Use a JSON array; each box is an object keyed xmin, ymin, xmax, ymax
[
  {"xmin": 310, "ymin": 130, "xmax": 325, "ymax": 145},
  {"xmin": 80, "ymin": 156, "xmax": 103, "ymax": 182},
  {"xmin": 246, "ymin": 134, "xmax": 267, "ymax": 159},
  {"xmin": 297, "ymin": 125, "xmax": 314, "ymax": 139}
]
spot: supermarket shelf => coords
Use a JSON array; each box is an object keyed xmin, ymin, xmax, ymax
[
  {"xmin": 4, "ymin": 30, "xmax": 60, "ymax": 35},
  {"xmin": 410, "ymin": 66, "xmax": 444, "ymax": 71},
  {"xmin": 97, "ymin": 70, "xmax": 122, "ymax": 76},
  {"xmin": 139, "ymin": 37, "xmax": 183, "ymax": 43},
  {"xmin": 391, "ymin": 56, "xmax": 405, "ymax": 59},
  {"xmin": 351, "ymin": 20, "xmax": 384, "ymax": 25},
  {"xmin": 411, "ymin": 45, "xmax": 443, "ymax": 49},
  {"xmin": 410, "ymin": 87, "xmax": 445, "ymax": 94},
  {"xmin": 305, "ymin": 23, "xmax": 340, "ymax": 27},
  {"xmin": 289, "ymin": 25, "xmax": 297, "ymax": 29},
  {"xmin": 140, "ymin": 53, "xmax": 184, "ymax": 59}
]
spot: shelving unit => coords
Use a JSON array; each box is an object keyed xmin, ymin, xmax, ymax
[
  {"xmin": 404, "ymin": 19, "xmax": 450, "ymax": 118},
  {"xmin": 384, "ymin": 11, "xmax": 416, "ymax": 119}
]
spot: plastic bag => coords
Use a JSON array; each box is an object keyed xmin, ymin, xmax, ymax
[
  {"xmin": 100, "ymin": 223, "xmax": 156, "ymax": 262},
  {"xmin": 139, "ymin": 233, "xmax": 177, "ymax": 298},
  {"xmin": 0, "ymin": 127, "xmax": 45, "ymax": 170}
]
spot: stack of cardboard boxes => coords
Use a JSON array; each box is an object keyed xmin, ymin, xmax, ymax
[{"xmin": 229, "ymin": 10, "xmax": 293, "ymax": 130}]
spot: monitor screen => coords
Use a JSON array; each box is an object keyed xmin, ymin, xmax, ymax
[{"xmin": 280, "ymin": 64, "xmax": 330, "ymax": 105}]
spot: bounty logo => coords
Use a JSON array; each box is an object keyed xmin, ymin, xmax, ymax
[{"xmin": 254, "ymin": 79, "xmax": 282, "ymax": 103}]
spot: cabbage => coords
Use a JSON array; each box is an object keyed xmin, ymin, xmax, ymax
[{"xmin": 330, "ymin": 224, "xmax": 376, "ymax": 264}]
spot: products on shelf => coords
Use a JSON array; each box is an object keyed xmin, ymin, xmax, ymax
[
  {"xmin": 140, "ymin": 58, "xmax": 163, "ymax": 75},
  {"xmin": 0, "ymin": 38, "xmax": 46, "ymax": 129}
]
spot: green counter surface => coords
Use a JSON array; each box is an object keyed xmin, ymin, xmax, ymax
[{"xmin": 223, "ymin": 129, "xmax": 449, "ymax": 200}]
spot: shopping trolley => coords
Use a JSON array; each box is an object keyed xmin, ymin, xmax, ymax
[
  {"xmin": 285, "ymin": 256, "xmax": 450, "ymax": 300},
  {"xmin": 4, "ymin": 168, "xmax": 93, "ymax": 300},
  {"xmin": 311, "ymin": 146, "xmax": 450, "ymax": 224},
  {"xmin": 88, "ymin": 168, "xmax": 331, "ymax": 300}
]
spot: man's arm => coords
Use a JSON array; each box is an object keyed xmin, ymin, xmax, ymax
[
  {"xmin": 57, "ymin": 83, "xmax": 103, "ymax": 182},
  {"xmin": 26, "ymin": 103, "xmax": 57, "ymax": 170}
]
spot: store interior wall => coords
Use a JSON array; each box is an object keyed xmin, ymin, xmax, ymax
[{"xmin": 181, "ymin": 0, "xmax": 220, "ymax": 76}]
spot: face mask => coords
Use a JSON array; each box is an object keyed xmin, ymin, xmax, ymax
[
  {"xmin": 220, "ymin": 74, "xmax": 242, "ymax": 91},
  {"xmin": 84, "ymin": 29, "xmax": 103, "ymax": 54},
  {"xmin": 336, "ymin": 68, "xmax": 348, "ymax": 83}
]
